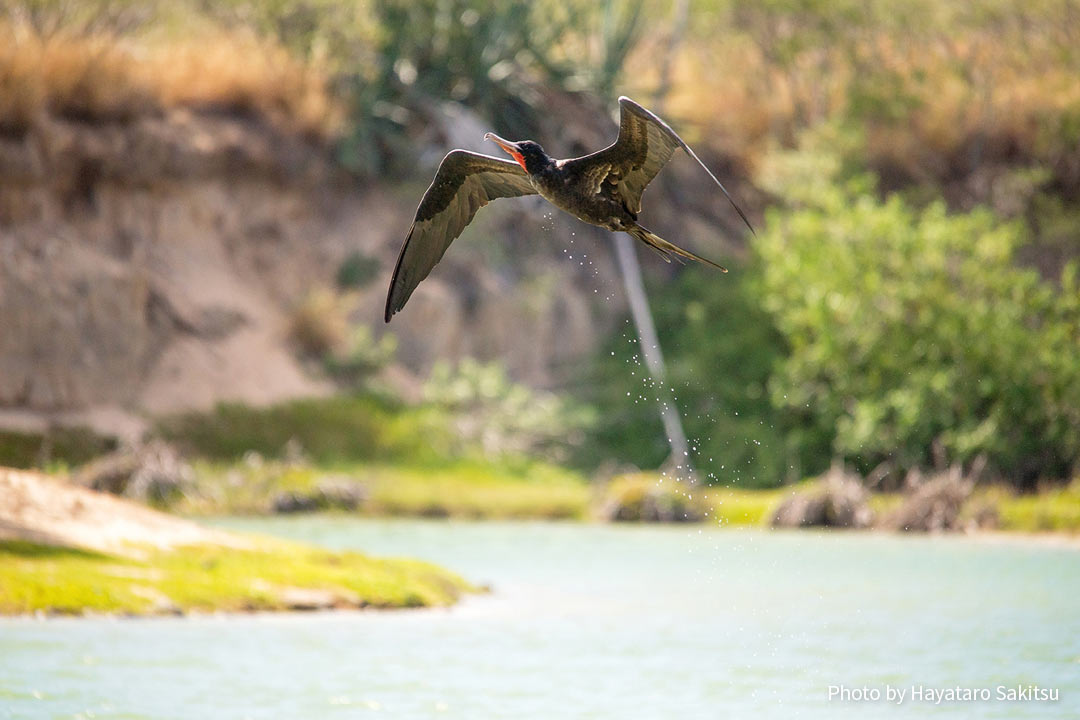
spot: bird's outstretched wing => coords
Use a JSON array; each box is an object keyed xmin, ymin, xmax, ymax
[
  {"xmin": 384, "ymin": 150, "xmax": 537, "ymax": 322},
  {"xmin": 566, "ymin": 96, "xmax": 755, "ymax": 234}
]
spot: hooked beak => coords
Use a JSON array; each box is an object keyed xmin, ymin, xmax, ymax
[
  {"xmin": 484, "ymin": 132, "xmax": 520, "ymax": 156},
  {"xmin": 484, "ymin": 132, "xmax": 527, "ymax": 171}
]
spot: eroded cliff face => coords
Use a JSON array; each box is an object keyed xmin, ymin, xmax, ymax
[
  {"xmin": 0, "ymin": 105, "xmax": 638, "ymax": 438},
  {"xmin": 1, "ymin": 110, "xmax": 346, "ymax": 434}
]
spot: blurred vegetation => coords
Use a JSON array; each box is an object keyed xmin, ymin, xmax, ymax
[
  {"xmin": 665, "ymin": 0, "xmax": 1080, "ymax": 196},
  {"xmin": 158, "ymin": 392, "xmax": 453, "ymax": 465},
  {"xmin": 989, "ymin": 479, "xmax": 1080, "ymax": 532},
  {"xmin": 360, "ymin": 461, "xmax": 586, "ymax": 519},
  {"xmin": 1, "ymin": 0, "xmax": 647, "ymax": 169},
  {"xmin": 0, "ymin": 427, "xmax": 116, "ymax": 470},
  {"xmin": 0, "ymin": 538, "xmax": 471, "ymax": 615},
  {"xmin": 757, "ymin": 142, "xmax": 1080, "ymax": 487},
  {"xmin": 325, "ymin": 0, "xmax": 647, "ymax": 174},
  {"xmin": 0, "ymin": 0, "xmax": 339, "ymax": 136},
  {"xmin": 170, "ymin": 455, "xmax": 587, "ymax": 519},
  {"xmin": 424, "ymin": 359, "xmax": 596, "ymax": 463}
]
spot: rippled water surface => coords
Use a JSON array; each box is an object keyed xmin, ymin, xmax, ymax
[{"xmin": 3, "ymin": 519, "xmax": 1078, "ymax": 719}]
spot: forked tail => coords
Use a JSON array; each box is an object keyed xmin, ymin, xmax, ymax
[{"xmin": 627, "ymin": 224, "xmax": 728, "ymax": 272}]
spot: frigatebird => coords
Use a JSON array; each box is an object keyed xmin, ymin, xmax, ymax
[{"xmin": 384, "ymin": 96, "xmax": 754, "ymax": 322}]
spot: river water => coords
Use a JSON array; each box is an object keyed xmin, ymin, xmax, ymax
[{"xmin": 2, "ymin": 519, "xmax": 1078, "ymax": 719}]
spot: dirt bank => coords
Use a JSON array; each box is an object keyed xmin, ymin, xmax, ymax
[
  {"xmin": 0, "ymin": 466, "xmax": 247, "ymax": 555},
  {"xmin": 0, "ymin": 102, "xmax": 647, "ymax": 441}
]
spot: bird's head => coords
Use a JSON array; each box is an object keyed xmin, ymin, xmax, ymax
[{"xmin": 485, "ymin": 133, "xmax": 549, "ymax": 174}]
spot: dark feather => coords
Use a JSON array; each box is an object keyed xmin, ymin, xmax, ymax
[
  {"xmin": 564, "ymin": 96, "xmax": 755, "ymax": 235},
  {"xmin": 384, "ymin": 151, "xmax": 536, "ymax": 322}
]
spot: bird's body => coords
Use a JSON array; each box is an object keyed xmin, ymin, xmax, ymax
[
  {"xmin": 384, "ymin": 96, "xmax": 754, "ymax": 322},
  {"xmin": 529, "ymin": 161, "xmax": 630, "ymax": 230}
]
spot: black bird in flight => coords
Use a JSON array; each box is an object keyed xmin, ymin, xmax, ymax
[{"xmin": 384, "ymin": 96, "xmax": 755, "ymax": 322}]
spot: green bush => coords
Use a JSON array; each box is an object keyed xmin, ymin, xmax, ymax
[
  {"xmin": 157, "ymin": 392, "xmax": 451, "ymax": 465},
  {"xmin": 755, "ymin": 163, "xmax": 1080, "ymax": 485},
  {"xmin": 424, "ymin": 358, "xmax": 596, "ymax": 463},
  {"xmin": 235, "ymin": 0, "xmax": 645, "ymax": 176},
  {"xmin": 0, "ymin": 427, "xmax": 116, "ymax": 470},
  {"xmin": 324, "ymin": 325, "xmax": 397, "ymax": 387}
]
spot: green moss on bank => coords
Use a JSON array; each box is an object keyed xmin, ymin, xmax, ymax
[{"xmin": 0, "ymin": 539, "xmax": 472, "ymax": 616}]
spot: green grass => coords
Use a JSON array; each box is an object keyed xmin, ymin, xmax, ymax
[
  {"xmin": 178, "ymin": 458, "xmax": 590, "ymax": 520},
  {"xmin": 989, "ymin": 481, "xmax": 1080, "ymax": 533},
  {"xmin": 0, "ymin": 539, "xmax": 473, "ymax": 616},
  {"xmin": 154, "ymin": 392, "xmax": 593, "ymax": 519},
  {"xmin": 866, "ymin": 492, "xmax": 906, "ymax": 519},
  {"xmin": 157, "ymin": 392, "xmax": 450, "ymax": 465},
  {"xmin": 704, "ymin": 486, "xmax": 788, "ymax": 527},
  {"xmin": 700, "ymin": 481, "xmax": 1080, "ymax": 532},
  {"xmin": 364, "ymin": 462, "xmax": 588, "ymax": 519}
]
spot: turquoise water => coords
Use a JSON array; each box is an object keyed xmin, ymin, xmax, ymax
[{"xmin": 2, "ymin": 519, "xmax": 1078, "ymax": 719}]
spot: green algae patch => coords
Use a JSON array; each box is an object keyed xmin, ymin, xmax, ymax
[{"xmin": 0, "ymin": 539, "xmax": 473, "ymax": 616}]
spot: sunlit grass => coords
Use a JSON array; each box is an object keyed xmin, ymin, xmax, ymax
[
  {"xmin": 178, "ymin": 459, "xmax": 590, "ymax": 520},
  {"xmin": 984, "ymin": 480, "xmax": 1080, "ymax": 533},
  {"xmin": 704, "ymin": 486, "xmax": 788, "ymax": 527},
  {"xmin": 158, "ymin": 393, "xmax": 450, "ymax": 465},
  {"xmin": 160, "ymin": 390, "xmax": 591, "ymax": 520},
  {"xmin": 0, "ymin": 538, "xmax": 472, "ymax": 616},
  {"xmin": 364, "ymin": 462, "xmax": 588, "ymax": 520}
]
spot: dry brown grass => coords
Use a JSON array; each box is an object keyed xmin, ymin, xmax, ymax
[
  {"xmin": 637, "ymin": 20, "xmax": 1080, "ymax": 191},
  {"xmin": 0, "ymin": 21, "xmax": 341, "ymax": 138},
  {"xmin": 146, "ymin": 33, "xmax": 342, "ymax": 138}
]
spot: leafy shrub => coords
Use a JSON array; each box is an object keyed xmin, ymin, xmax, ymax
[
  {"xmin": 245, "ymin": 0, "xmax": 645, "ymax": 175},
  {"xmin": 423, "ymin": 358, "xmax": 596, "ymax": 462},
  {"xmin": 324, "ymin": 326, "xmax": 397, "ymax": 387},
  {"xmin": 756, "ymin": 163, "xmax": 1080, "ymax": 485},
  {"xmin": 0, "ymin": 426, "xmax": 116, "ymax": 470},
  {"xmin": 158, "ymin": 393, "xmax": 451, "ymax": 465}
]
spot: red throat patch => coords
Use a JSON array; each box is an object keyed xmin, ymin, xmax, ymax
[{"xmin": 511, "ymin": 151, "xmax": 526, "ymax": 171}]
